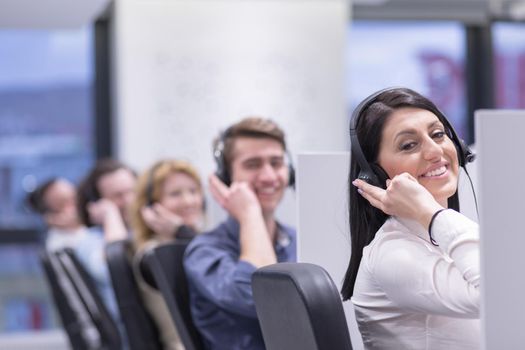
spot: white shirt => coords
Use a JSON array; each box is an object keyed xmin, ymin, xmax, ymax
[
  {"xmin": 352, "ymin": 209, "xmax": 480, "ymax": 350},
  {"xmin": 45, "ymin": 226, "xmax": 120, "ymax": 321},
  {"xmin": 46, "ymin": 226, "xmax": 91, "ymax": 252}
]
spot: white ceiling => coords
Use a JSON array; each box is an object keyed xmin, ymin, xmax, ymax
[
  {"xmin": 353, "ymin": 0, "xmax": 489, "ymax": 23},
  {"xmin": 0, "ymin": 0, "xmax": 524, "ymax": 29},
  {"xmin": 353, "ymin": 0, "xmax": 525, "ymax": 22},
  {"xmin": 0, "ymin": 0, "xmax": 110, "ymax": 28}
]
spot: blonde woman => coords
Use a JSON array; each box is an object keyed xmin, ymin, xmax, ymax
[{"xmin": 132, "ymin": 159, "xmax": 205, "ymax": 350}]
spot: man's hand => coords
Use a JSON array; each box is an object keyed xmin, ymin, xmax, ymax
[
  {"xmin": 87, "ymin": 198, "xmax": 120, "ymax": 226},
  {"xmin": 208, "ymin": 174, "xmax": 261, "ymax": 224},
  {"xmin": 87, "ymin": 198, "xmax": 128, "ymax": 241},
  {"xmin": 209, "ymin": 174, "xmax": 276, "ymax": 267}
]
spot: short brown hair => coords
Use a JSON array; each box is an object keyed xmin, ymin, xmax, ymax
[{"xmin": 214, "ymin": 117, "xmax": 287, "ymax": 171}]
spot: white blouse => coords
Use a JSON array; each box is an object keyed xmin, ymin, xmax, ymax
[{"xmin": 351, "ymin": 209, "xmax": 480, "ymax": 350}]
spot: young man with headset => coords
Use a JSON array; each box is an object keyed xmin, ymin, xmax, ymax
[{"xmin": 184, "ymin": 117, "xmax": 297, "ymax": 350}]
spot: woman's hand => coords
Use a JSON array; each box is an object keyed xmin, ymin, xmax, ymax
[
  {"xmin": 141, "ymin": 204, "xmax": 183, "ymax": 239},
  {"xmin": 353, "ymin": 172, "xmax": 444, "ymax": 228}
]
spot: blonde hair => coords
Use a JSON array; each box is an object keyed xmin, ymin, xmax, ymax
[{"xmin": 132, "ymin": 159, "xmax": 203, "ymax": 250}]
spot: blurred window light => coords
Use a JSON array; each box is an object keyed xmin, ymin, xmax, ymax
[
  {"xmin": 0, "ymin": 27, "xmax": 94, "ymax": 230},
  {"xmin": 493, "ymin": 22, "xmax": 525, "ymax": 109},
  {"xmin": 347, "ymin": 20, "xmax": 467, "ymax": 138},
  {"xmin": 0, "ymin": 27, "xmax": 95, "ymax": 334}
]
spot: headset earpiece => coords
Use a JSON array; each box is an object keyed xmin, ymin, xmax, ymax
[
  {"xmin": 213, "ymin": 129, "xmax": 232, "ymax": 186},
  {"xmin": 350, "ymin": 87, "xmax": 476, "ymax": 190},
  {"xmin": 369, "ymin": 164, "xmax": 389, "ymax": 189},
  {"xmin": 283, "ymin": 150, "xmax": 296, "ymax": 189},
  {"xmin": 213, "ymin": 128, "xmax": 296, "ymax": 188},
  {"xmin": 441, "ymin": 118, "xmax": 476, "ymax": 167},
  {"xmin": 287, "ymin": 157, "xmax": 296, "ymax": 189},
  {"xmin": 458, "ymin": 139, "xmax": 476, "ymax": 166},
  {"xmin": 146, "ymin": 162, "xmax": 163, "ymax": 206}
]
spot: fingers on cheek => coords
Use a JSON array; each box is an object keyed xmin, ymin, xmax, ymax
[{"xmin": 362, "ymin": 193, "xmax": 376, "ymax": 207}]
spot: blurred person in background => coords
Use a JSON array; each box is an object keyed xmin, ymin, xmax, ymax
[
  {"xmin": 184, "ymin": 117, "xmax": 297, "ymax": 350},
  {"xmin": 132, "ymin": 159, "xmax": 206, "ymax": 350},
  {"xmin": 27, "ymin": 176, "xmax": 124, "ymax": 337},
  {"xmin": 77, "ymin": 158, "xmax": 137, "ymax": 241},
  {"xmin": 27, "ymin": 177, "xmax": 86, "ymax": 251}
]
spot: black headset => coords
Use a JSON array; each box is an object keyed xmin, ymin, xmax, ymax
[
  {"xmin": 213, "ymin": 127, "xmax": 296, "ymax": 188},
  {"xmin": 349, "ymin": 87, "xmax": 475, "ymax": 188},
  {"xmin": 145, "ymin": 162, "xmax": 162, "ymax": 207}
]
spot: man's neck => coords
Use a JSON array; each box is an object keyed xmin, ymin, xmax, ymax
[
  {"xmin": 51, "ymin": 224, "xmax": 83, "ymax": 233},
  {"xmin": 262, "ymin": 212, "xmax": 277, "ymax": 243}
]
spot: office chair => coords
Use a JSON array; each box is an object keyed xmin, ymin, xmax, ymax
[
  {"xmin": 105, "ymin": 240, "xmax": 162, "ymax": 350},
  {"xmin": 55, "ymin": 248, "xmax": 123, "ymax": 350},
  {"xmin": 252, "ymin": 262, "xmax": 353, "ymax": 350},
  {"xmin": 141, "ymin": 241, "xmax": 204, "ymax": 350},
  {"xmin": 40, "ymin": 249, "xmax": 102, "ymax": 350}
]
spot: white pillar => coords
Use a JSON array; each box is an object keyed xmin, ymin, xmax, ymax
[{"xmin": 111, "ymin": 0, "xmax": 349, "ymax": 176}]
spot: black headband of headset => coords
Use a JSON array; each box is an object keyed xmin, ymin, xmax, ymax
[
  {"xmin": 349, "ymin": 87, "xmax": 475, "ymax": 186},
  {"xmin": 213, "ymin": 126, "xmax": 296, "ymax": 188},
  {"xmin": 145, "ymin": 161, "xmax": 163, "ymax": 206}
]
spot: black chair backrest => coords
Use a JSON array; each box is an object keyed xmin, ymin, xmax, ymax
[
  {"xmin": 105, "ymin": 240, "xmax": 162, "ymax": 350},
  {"xmin": 142, "ymin": 241, "xmax": 204, "ymax": 350},
  {"xmin": 40, "ymin": 249, "xmax": 98, "ymax": 350},
  {"xmin": 56, "ymin": 248, "xmax": 122, "ymax": 350},
  {"xmin": 252, "ymin": 262, "xmax": 353, "ymax": 350}
]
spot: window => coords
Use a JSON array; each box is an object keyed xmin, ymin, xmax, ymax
[
  {"xmin": 493, "ymin": 22, "xmax": 525, "ymax": 109},
  {"xmin": 0, "ymin": 27, "xmax": 94, "ymax": 332},
  {"xmin": 347, "ymin": 21, "xmax": 468, "ymax": 138}
]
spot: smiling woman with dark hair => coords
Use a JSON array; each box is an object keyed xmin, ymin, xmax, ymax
[{"xmin": 342, "ymin": 87, "xmax": 480, "ymax": 350}]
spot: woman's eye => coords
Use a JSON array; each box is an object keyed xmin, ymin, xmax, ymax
[
  {"xmin": 432, "ymin": 131, "xmax": 446, "ymax": 140},
  {"xmin": 400, "ymin": 142, "xmax": 416, "ymax": 151}
]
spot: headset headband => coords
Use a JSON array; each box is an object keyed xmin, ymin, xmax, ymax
[
  {"xmin": 213, "ymin": 126, "xmax": 296, "ymax": 188},
  {"xmin": 349, "ymin": 87, "xmax": 475, "ymax": 187},
  {"xmin": 145, "ymin": 162, "xmax": 163, "ymax": 206}
]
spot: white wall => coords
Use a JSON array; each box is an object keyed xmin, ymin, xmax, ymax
[{"xmin": 111, "ymin": 0, "xmax": 349, "ymax": 206}]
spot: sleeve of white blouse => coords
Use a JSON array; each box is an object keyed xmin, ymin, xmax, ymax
[{"xmin": 372, "ymin": 209, "xmax": 479, "ymax": 318}]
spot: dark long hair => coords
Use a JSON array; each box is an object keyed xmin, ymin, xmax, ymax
[
  {"xmin": 77, "ymin": 158, "xmax": 135, "ymax": 227},
  {"xmin": 341, "ymin": 88, "xmax": 461, "ymax": 300},
  {"xmin": 26, "ymin": 178, "xmax": 59, "ymax": 214}
]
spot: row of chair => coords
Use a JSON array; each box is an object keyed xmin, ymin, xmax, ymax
[
  {"xmin": 41, "ymin": 240, "xmax": 203, "ymax": 350},
  {"xmin": 42, "ymin": 240, "xmax": 354, "ymax": 350},
  {"xmin": 252, "ymin": 263, "xmax": 354, "ymax": 350},
  {"xmin": 40, "ymin": 248, "xmax": 122, "ymax": 350}
]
